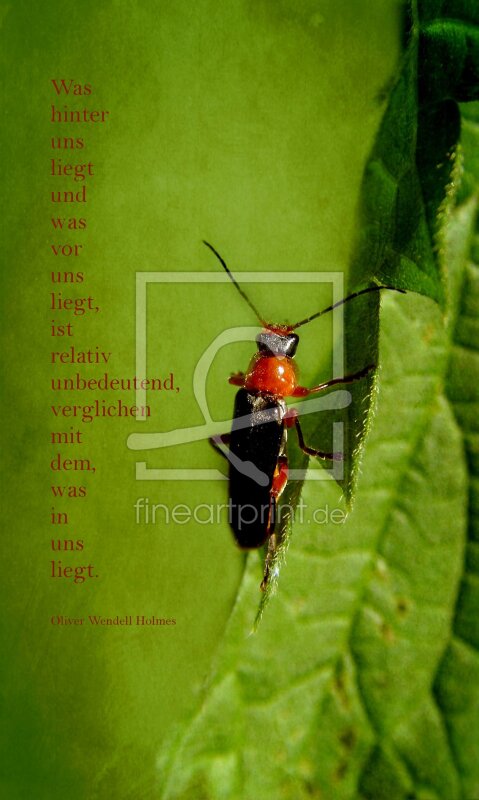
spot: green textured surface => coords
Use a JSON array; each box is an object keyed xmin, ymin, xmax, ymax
[{"xmin": 1, "ymin": 1, "xmax": 478, "ymax": 799}]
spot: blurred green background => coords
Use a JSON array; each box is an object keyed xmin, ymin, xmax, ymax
[{"xmin": 0, "ymin": 1, "xmax": 428, "ymax": 798}]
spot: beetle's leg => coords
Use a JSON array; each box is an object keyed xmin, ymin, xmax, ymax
[
  {"xmin": 209, "ymin": 433, "xmax": 231, "ymax": 459},
  {"xmin": 295, "ymin": 417, "xmax": 342, "ymax": 460},
  {"xmin": 292, "ymin": 363, "xmax": 375, "ymax": 397},
  {"xmin": 285, "ymin": 408, "xmax": 342, "ymax": 460},
  {"xmin": 229, "ymin": 371, "xmax": 245, "ymax": 387},
  {"xmin": 271, "ymin": 455, "xmax": 289, "ymax": 500}
]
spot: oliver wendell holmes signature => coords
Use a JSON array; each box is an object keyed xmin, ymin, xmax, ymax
[{"xmin": 51, "ymin": 614, "xmax": 176, "ymax": 626}]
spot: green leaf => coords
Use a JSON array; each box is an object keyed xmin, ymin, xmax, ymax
[
  {"xmin": 157, "ymin": 50, "xmax": 479, "ymax": 800},
  {"xmin": 158, "ymin": 289, "xmax": 471, "ymax": 800},
  {"xmin": 273, "ymin": 0, "xmax": 479, "ymax": 563},
  {"xmin": 433, "ymin": 102, "xmax": 479, "ymax": 800},
  {"xmin": 340, "ymin": 0, "xmax": 479, "ymax": 499}
]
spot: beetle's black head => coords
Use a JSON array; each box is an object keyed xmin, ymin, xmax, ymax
[{"xmin": 256, "ymin": 329, "xmax": 299, "ymax": 357}]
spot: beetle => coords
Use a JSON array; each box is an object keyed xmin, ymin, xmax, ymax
[{"xmin": 204, "ymin": 241, "xmax": 404, "ymax": 589}]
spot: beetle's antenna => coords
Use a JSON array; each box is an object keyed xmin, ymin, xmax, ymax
[
  {"xmin": 291, "ymin": 285, "xmax": 406, "ymax": 330},
  {"xmin": 203, "ymin": 241, "xmax": 266, "ymax": 326}
]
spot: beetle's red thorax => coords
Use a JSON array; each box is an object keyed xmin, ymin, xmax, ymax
[{"xmin": 244, "ymin": 353, "xmax": 298, "ymax": 397}]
